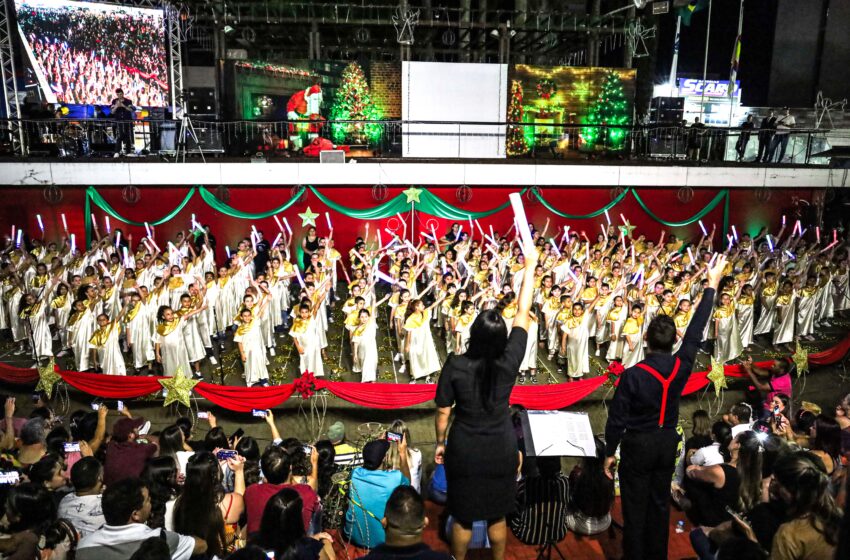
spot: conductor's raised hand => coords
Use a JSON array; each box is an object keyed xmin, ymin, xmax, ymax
[{"xmin": 706, "ymin": 254, "xmax": 728, "ymax": 290}]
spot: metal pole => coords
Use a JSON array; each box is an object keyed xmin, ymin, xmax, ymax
[
  {"xmin": 698, "ymin": 0, "xmax": 713, "ymax": 122},
  {"xmin": 727, "ymin": 0, "xmax": 744, "ymax": 128},
  {"xmin": 669, "ymin": 16, "xmax": 682, "ymax": 96}
]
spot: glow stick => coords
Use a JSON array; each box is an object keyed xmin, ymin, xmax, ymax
[
  {"xmin": 294, "ymin": 267, "xmax": 306, "ymax": 289},
  {"xmin": 142, "ymin": 238, "xmax": 152, "ymax": 253},
  {"xmin": 15, "ymin": 229, "xmax": 22, "ymax": 247},
  {"xmin": 468, "ymin": 216, "xmax": 474, "ymax": 237},
  {"xmin": 11, "ymin": 225, "xmax": 15, "ymax": 242},
  {"xmin": 282, "ymin": 217, "xmax": 292, "ymax": 235},
  {"xmin": 325, "ymin": 212, "xmax": 332, "ymax": 230},
  {"xmin": 767, "ymin": 234, "xmax": 774, "ymax": 252},
  {"xmin": 489, "ymin": 225, "xmax": 495, "ymax": 241},
  {"xmin": 144, "ymin": 222, "xmax": 152, "ymax": 238},
  {"xmin": 105, "ymin": 216, "xmax": 111, "ymax": 233},
  {"xmin": 566, "ymin": 266, "xmax": 579, "ymax": 282},
  {"xmin": 604, "ymin": 209, "xmax": 611, "ymax": 225},
  {"xmin": 457, "ymin": 224, "xmax": 463, "ymax": 238},
  {"xmin": 782, "ymin": 215, "xmax": 786, "ymax": 226},
  {"xmin": 148, "ymin": 237, "xmax": 160, "ymax": 252},
  {"xmin": 70, "ymin": 234, "xmax": 76, "ymax": 254},
  {"xmin": 699, "ymin": 220, "xmax": 708, "ymax": 236},
  {"xmin": 731, "ymin": 225, "xmax": 739, "ymax": 242},
  {"xmin": 508, "ymin": 193, "xmax": 534, "ymax": 255},
  {"xmin": 115, "ymin": 230, "xmax": 121, "ymax": 248},
  {"xmin": 800, "ymin": 228, "xmax": 808, "ymax": 237},
  {"xmin": 404, "ymin": 240, "xmax": 419, "ymax": 254},
  {"xmin": 820, "ymin": 241, "xmax": 839, "ymax": 253},
  {"xmin": 61, "ymin": 214, "xmax": 68, "ymax": 232},
  {"xmin": 251, "ymin": 225, "xmax": 258, "ymax": 237},
  {"xmin": 430, "ymin": 225, "xmax": 438, "ymax": 246},
  {"xmin": 601, "ymin": 224, "xmax": 607, "ymax": 238},
  {"xmin": 122, "ymin": 246, "xmax": 130, "ymax": 267},
  {"xmin": 375, "ymin": 271, "xmax": 397, "ymax": 285},
  {"xmin": 785, "ymin": 250, "xmax": 796, "ymax": 260},
  {"xmin": 834, "ymin": 229, "xmax": 838, "ymax": 243},
  {"xmin": 816, "ymin": 226, "xmax": 821, "ymax": 244},
  {"xmin": 727, "ymin": 234, "xmax": 734, "ymax": 246},
  {"xmin": 630, "ymin": 245, "xmax": 635, "ymax": 264},
  {"xmin": 793, "ymin": 220, "xmax": 801, "ymax": 236},
  {"xmin": 384, "ymin": 228, "xmax": 399, "ymax": 239},
  {"xmin": 272, "ymin": 233, "xmax": 282, "ymax": 249},
  {"xmin": 90, "ymin": 213, "xmax": 97, "ymax": 229},
  {"xmin": 225, "ymin": 246, "xmax": 231, "ymax": 259},
  {"xmin": 549, "ymin": 238, "xmax": 561, "ymax": 257},
  {"xmin": 562, "ymin": 225, "xmax": 570, "ymax": 241},
  {"xmin": 621, "ymin": 233, "xmax": 627, "ymax": 252},
  {"xmin": 273, "ymin": 215, "xmax": 284, "ymax": 232},
  {"xmin": 250, "ymin": 233, "xmax": 258, "ymax": 252},
  {"xmin": 709, "ymin": 252, "xmax": 718, "ymax": 267},
  {"xmin": 620, "ymin": 213, "xmax": 628, "ymax": 225},
  {"xmin": 475, "ymin": 220, "xmax": 485, "ymax": 237},
  {"xmin": 36, "ymin": 214, "xmax": 44, "ymax": 232},
  {"xmin": 377, "ymin": 228, "xmax": 382, "ymax": 248},
  {"xmin": 687, "ymin": 247, "xmax": 695, "ymax": 264}
]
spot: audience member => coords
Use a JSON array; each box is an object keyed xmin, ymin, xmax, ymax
[
  {"xmin": 684, "ymin": 410, "xmax": 713, "ymax": 463},
  {"xmin": 724, "ymin": 402, "xmax": 754, "ymax": 438},
  {"xmin": 837, "ymin": 392, "xmax": 850, "ymax": 458},
  {"xmin": 250, "ymin": 487, "xmax": 335, "ymax": 560},
  {"xmin": 742, "ymin": 357, "xmax": 793, "ymax": 419},
  {"xmin": 0, "ymin": 483, "xmax": 57, "ymax": 559},
  {"xmin": 157, "ymin": 424, "xmax": 194, "ymax": 475},
  {"xmin": 328, "ymin": 421, "xmax": 362, "ymax": 467},
  {"xmin": 386, "ymin": 420, "xmax": 422, "ymax": 491},
  {"xmin": 565, "ymin": 439, "xmax": 615, "ymax": 536},
  {"xmin": 508, "ymin": 456, "xmax": 569, "ymax": 543},
  {"xmin": 141, "ymin": 456, "xmax": 180, "ymax": 530},
  {"xmin": 691, "ymin": 421, "xmax": 733, "ymax": 467},
  {"xmin": 58, "ymin": 456, "xmax": 106, "ymax": 538},
  {"xmin": 104, "ymin": 416, "xmax": 157, "ymax": 486}
]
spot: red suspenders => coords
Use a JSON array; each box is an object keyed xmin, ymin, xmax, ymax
[{"xmin": 635, "ymin": 358, "xmax": 681, "ymax": 428}]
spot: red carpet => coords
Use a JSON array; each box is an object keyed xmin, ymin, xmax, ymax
[{"xmin": 330, "ymin": 497, "xmax": 697, "ymax": 560}]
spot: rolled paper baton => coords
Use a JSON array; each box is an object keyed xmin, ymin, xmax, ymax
[{"xmin": 509, "ymin": 192, "xmax": 534, "ymax": 254}]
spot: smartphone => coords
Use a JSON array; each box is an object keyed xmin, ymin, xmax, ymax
[
  {"xmin": 216, "ymin": 450, "xmax": 237, "ymax": 461},
  {"xmin": 266, "ymin": 552, "xmax": 275, "ymax": 559},
  {"xmin": 725, "ymin": 506, "xmax": 752, "ymax": 529},
  {"xmin": 302, "ymin": 445, "xmax": 312, "ymax": 455},
  {"xmin": 64, "ymin": 442, "xmax": 81, "ymax": 453},
  {"xmin": 0, "ymin": 471, "xmax": 20, "ymax": 485},
  {"xmin": 387, "ymin": 431, "xmax": 403, "ymax": 443},
  {"xmin": 231, "ymin": 428, "xmax": 245, "ymax": 441},
  {"xmin": 117, "ymin": 401, "xmax": 124, "ymax": 412},
  {"xmin": 773, "ymin": 405, "xmax": 780, "ymax": 415},
  {"xmin": 252, "ymin": 409, "xmax": 266, "ymax": 418},
  {"xmin": 197, "ymin": 412, "xmax": 209, "ymax": 419},
  {"xmin": 90, "ymin": 402, "xmax": 100, "ymax": 411}
]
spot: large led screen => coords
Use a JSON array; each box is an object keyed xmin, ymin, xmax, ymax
[{"xmin": 15, "ymin": 0, "xmax": 169, "ymax": 107}]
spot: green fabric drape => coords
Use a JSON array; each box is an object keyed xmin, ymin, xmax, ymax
[
  {"xmin": 632, "ymin": 189, "xmax": 728, "ymax": 228},
  {"xmin": 198, "ymin": 186, "xmax": 306, "ymax": 219},
  {"xmin": 416, "ymin": 188, "xmax": 529, "ymax": 220},
  {"xmin": 87, "ymin": 186, "xmax": 196, "ymax": 227},
  {"xmin": 534, "ymin": 187, "xmax": 631, "ymax": 219},
  {"xmin": 307, "ymin": 186, "xmax": 410, "ymax": 219}
]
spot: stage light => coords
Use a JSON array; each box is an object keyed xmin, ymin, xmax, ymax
[
  {"xmin": 223, "ymin": 25, "xmax": 235, "ymax": 35},
  {"xmin": 490, "ymin": 29, "xmax": 499, "ymax": 38}
]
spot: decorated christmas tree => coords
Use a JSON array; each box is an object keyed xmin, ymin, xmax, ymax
[
  {"xmin": 506, "ymin": 80, "xmax": 529, "ymax": 157},
  {"xmin": 580, "ymin": 71, "xmax": 630, "ymax": 150},
  {"xmin": 329, "ymin": 62, "xmax": 383, "ymax": 144}
]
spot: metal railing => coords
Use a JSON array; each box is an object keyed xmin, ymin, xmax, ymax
[{"xmin": 1, "ymin": 117, "xmax": 847, "ymax": 166}]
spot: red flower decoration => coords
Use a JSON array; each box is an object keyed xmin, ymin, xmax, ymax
[
  {"xmin": 606, "ymin": 361, "xmax": 625, "ymax": 381},
  {"xmin": 293, "ymin": 371, "xmax": 317, "ymax": 399}
]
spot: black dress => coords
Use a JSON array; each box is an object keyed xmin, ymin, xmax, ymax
[{"xmin": 435, "ymin": 327, "xmax": 527, "ymax": 522}]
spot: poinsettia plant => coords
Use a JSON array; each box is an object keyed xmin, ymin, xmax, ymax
[
  {"xmin": 606, "ymin": 360, "xmax": 625, "ymax": 383},
  {"xmin": 293, "ymin": 371, "xmax": 317, "ymax": 399}
]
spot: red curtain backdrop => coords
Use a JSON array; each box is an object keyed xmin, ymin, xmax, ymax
[
  {"xmin": 2, "ymin": 332, "xmax": 846, "ymax": 411},
  {"xmin": 2, "ymin": 186, "xmax": 812, "ymax": 265}
]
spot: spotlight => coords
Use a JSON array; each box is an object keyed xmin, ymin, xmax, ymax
[
  {"xmin": 490, "ymin": 29, "xmax": 499, "ymax": 38},
  {"xmin": 223, "ymin": 25, "xmax": 235, "ymax": 35}
]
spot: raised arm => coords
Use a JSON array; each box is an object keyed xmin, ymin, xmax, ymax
[{"xmin": 511, "ymin": 241, "xmax": 539, "ymax": 332}]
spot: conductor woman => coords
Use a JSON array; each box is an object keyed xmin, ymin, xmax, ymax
[{"xmin": 434, "ymin": 237, "xmax": 538, "ymax": 560}]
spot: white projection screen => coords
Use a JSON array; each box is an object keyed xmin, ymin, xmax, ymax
[{"xmin": 402, "ymin": 62, "xmax": 507, "ymax": 158}]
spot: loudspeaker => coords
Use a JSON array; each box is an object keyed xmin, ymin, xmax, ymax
[
  {"xmin": 27, "ymin": 142, "xmax": 60, "ymax": 157},
  {"xmin": 182, "ymin": 125, "xmax": 224, "ymax": 153},
  {"xmin": 185, "ymin": 88, "xmax": 217, "ymax": 116},
  {"xmin": 650, "ymin": 96, "xmax": 685, "ymax": 124}
]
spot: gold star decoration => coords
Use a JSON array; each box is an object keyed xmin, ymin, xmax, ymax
[
  {"xmin": 792, "ymin": 342, "xmax": 809, "ymax": 377},
  {"xmin": 706, "ymin": 358, "xmax": 727, "ymax": 398},
  {"xmin": 402, "ymin": 187, "xmax": 422, "ymax": 204},
  {"xmin": 618, "ymin": 221, "xmax": 636, "ymax": 238},
  {"xmin": 36, "ymin": 357, "xmax": 61, "ymax": 399},
  {"xmin": 298, "ymin": 207, "xmax": 319, "ymax": 227},
  {"xmin": 159, "ymin": 369, "xmax": 199, "ymax": 408}
]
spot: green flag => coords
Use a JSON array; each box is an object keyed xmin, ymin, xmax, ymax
[{"xmin": 678, "ymin": 0, "xmax": 709, "ymax": 26}]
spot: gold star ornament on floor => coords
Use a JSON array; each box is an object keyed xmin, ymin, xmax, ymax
[
  {"xmin": 159, "ymin": 370, "xmax": 199, "ymax": 408},
  {"xmin": 298, "ymin": 207, "xmax": 320, "ymax": 227},
  {"xmin": 792, "ymin": 342, "xmax": 809, "ymax": 377},
  {"xmin": 36, "ymin": 357, "xmax": 61, "ymax": 399},
  {"xmin": 706, "ymin": 358, "xmax": 727, "ymax": 398},
  {"xmin": 403, "ymin": 187, "xmax": 422, "ymax": 204}
]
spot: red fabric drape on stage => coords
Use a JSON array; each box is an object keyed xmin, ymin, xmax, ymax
[
  {"xmin": 2, "ymin": 332, "xmax": 847, "ymax": 411},
  {"xmin": 194, "ymin": 383, "xmax": 296, "ymax": 412}
]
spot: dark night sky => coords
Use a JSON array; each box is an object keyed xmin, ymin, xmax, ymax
[{"xmin": 653, "ymin": 0, "xmax": 777, "ymax": 106}]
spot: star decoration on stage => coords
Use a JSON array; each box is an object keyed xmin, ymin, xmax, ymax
[
  {"xmin": 706, "ymin": 358, "xmax": 727, "ymax": 398},
  {"xmin": 159, "ymin": 370, "xmax": 199, "ymax": 408},
  {"xmin": 403, "ymin": 187, "xmax": 422, "ymax": 204},
  {"xmin": 298, "ymin": 207, "xmax": 320, "ymax": 227},
  {"xmin": 36, "ymin": 357, "xmax": 61, "ymax": 399},
  {"xmin": 618, "ymin": 221, "xmax": 635, "ymax": 238},
  {"xmin": 792, "ymin": 342, "xmax": 809, "ymax": 377}
]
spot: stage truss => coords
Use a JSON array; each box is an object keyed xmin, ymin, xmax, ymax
[{"xmin": 0, "ymin": 0, "xmax": 186, "ymax": 155}]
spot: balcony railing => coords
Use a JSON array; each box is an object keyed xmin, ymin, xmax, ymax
[{"xmin": 1, "ymin": 117, "xmax": 847, "ymax": 166}]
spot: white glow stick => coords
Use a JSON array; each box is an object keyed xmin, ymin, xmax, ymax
[
  {"xmin": 699, "ymin": 220, "xmax": 708, "ymax": 236},
  {"xmin": 278, "ymin": 217, "xmax": 291, "ymax": 235},
  {"xmin": 384, "ymin": 228, "xmax": 399, "ymax": 239},
  {"xmin": 142, "ymin": 238, "xmax": 152, "ymax": 253},
  {"xmin": 566, "ymin": 266, "xmax": 579, "ymax": 283},
  {"xmin": 631, "ymin": 244, "xmax": 635, "ymax": 263},
  {"xmin": 785, "ymin": 250, "xmax": 795, "ymax": 260},
  {"xmin": 272, "ymin": 233, "xmax": 282, "ymax": 248},
  {"xmin": 105, "ymin": 216, "xmax": 111, "ymax": 233},
  {"xmin": 489, "ymin": 225, "xmax": 495, "ymax": 241},
  {"xmin": 731, "ymin": 225, "xmax": 739, "ymax": 242},
  {"xmin": 457, "ymin": 224, "xmax": 463, "ymax": 238},
  {"xmin": 325, "ymin": 212, "xmax": 332, "ymax": 230},
  {"xmin": 816, "ymin": 226, "xmax": 821, "ymax": 244},
  {"xmin": 600, "ymin": 223, "xmax": 607, "ymax": 238},
  {"xmin": 251, "ymin": 224, "xmax": 258, "ymax": 237},
  {"xmin": 375, "ymin": 270, "xmax": 397, "ymax": 285},
  {"xmin": 767, "ymin": 234, "xmax": 774, "ymax": 252},
  {"xmin": 620, "ymin": 213, "xmax": 628, "ymax": 225},
  {"xmin": 621, "ymin": 233, "xmax": 627, "ymax": 251},
  {"xmin": 404, "ymin": 240, "xmax": 420, "ymax": 255},
  {"xmin": 377, "ymin": 228, "xmax": 382, "ymax": 248},
  {"xmin": 294, "ymin": 267, "xmax": 306, "ymax": 289},
  {"xmin": 727, "ymin": 234, "xmax": 734, "ymax": 246},
  {"xmin": 793, "ymin": 220, "xmax": 801, "ymax": 236},
  {"xmin": 61, "ymin": 214, "xmax": 68, "ymax": 232},
  {"xmin": 122, "ymin": 246, "xmax": 130, "ymax": 267},
  {"xmin": 604, "ymin": 209, "xmax": 611, "ymax": 225},
  {"xmin": 800, "ymin": 228, "xmax": 808, "ymax": 237},
  {"xmin": 250, "ymin": 233, "xmax": 258, "ymax": 252},
  {"xmin": 549, "ymin": 238, "xmax": 561, "ymax": 257},
  {"xmin": 468, "ymin": 216, "xmax": 474, "ymax": 237},
  {"xmin": 782, "ymin": 215, "xmax": 786, "ymax": 226},
  {"xmin": 90, "ymin": 213, "xmax": 97, "ymax": 229},
  {"xmin": 273, "ymin": 215, "xmax": 284, "ymax": 232},
  {"xmin": 148, "ymin": 237, "xmax": 160, "ymax": 252},
  {"xmin": 509, "ymin": 193, "xmax": 534, "ymax": 254},
  {"xmin": 687, "ymin": 247, "xmax": 695, "ymax": 264},
  {"xmin": 475, "ymin": 220, "xmax": 485, "ymax": 237},
  {"xmin": 115, "ymin": 230, "xmax": 121, "ymax": 248},
  {"xmin": 430, "ymin": 225, "xmax": 437, "ymax": 246},
  {"xmin": 709, "ymin": 252, "xmax": 718, "ymax": 267},
  {"xmin": 15, "ymin": 229, "xmax": 22, "ymax": 247},
  {"xmin": 144, "ymin": 222, "xmax": 152, "ymax": 238},
  {"xmin": 70, "ymin": 234, "xmax": 76, "ymax": 254},
  {"xmin": 225, "ymin": 246, "xmax": 231, "ymax": 259},
  {"xmin": 36, "ymin": 214, "xmax": 44, "ymax": 232}
]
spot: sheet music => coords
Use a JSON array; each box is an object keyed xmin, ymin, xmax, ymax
[{"xmin": 523, "ymin": 411, "xmax": 595, "ymax": 457}]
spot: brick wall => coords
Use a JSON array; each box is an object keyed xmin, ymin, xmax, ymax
[{"xmin": 369, "ymin": 62, "xmax": 401, "ymax": 118}]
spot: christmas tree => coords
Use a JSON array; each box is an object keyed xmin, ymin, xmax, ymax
[
  {"xmin": 580, "ymin": 71, "xmax": 630, "ymax": 150},
  {"xmin": 329, "ymin": 62, "xmax": 383, "ymax": 144},
  {"xmin": 506, "ymin": 80, "xmax": 529, "ymax": 157}
]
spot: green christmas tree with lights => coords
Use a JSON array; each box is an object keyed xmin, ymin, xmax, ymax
[
  {"xmin": 329, "ymin": 62, "xmax": 383, "ymax": 144},
  {"xmin": 506, "ymin": 80, "xmax": 529, "ymax": 157},
  {"xmin": 580, "ymin": 71, "xmax": 630, "ymax": 150}
]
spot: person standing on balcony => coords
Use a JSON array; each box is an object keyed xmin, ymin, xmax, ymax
[
  {"xmin": 110, "ymin": 88, "xmax": 135, "ymax": 156},
  {"xmin": 757, "ymin": 110, "xmax": 776, "ymax": 162},
  {"xmin": 687, "ymin": 117, "xmax": 705, "ymax": 161},
  {"xmin": 736, "ymin": 115, "xmax": 755, "ymax": 162},
  {"xmin": 768, "ymin": 107, "xmax": 795, "ymax": 163}
]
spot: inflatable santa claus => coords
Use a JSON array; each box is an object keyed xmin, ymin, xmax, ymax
[{"xmin": 286, "ymin": 84, "xmax": 323, "ymax": 149}]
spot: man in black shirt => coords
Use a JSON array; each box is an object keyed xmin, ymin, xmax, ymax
[
  {"xmin": 757, "ymin": 110, "xmax": 776, "ymax": 163},
  {"xmin": 110, "ymin": 88, "xmax": 134, "ymax": 155},
  {"xmin": 254, "ymin": 231, "xmax": 271, "ymax": 276},
  {"xmin": 604, "ymin": 254, "xmax": 727, "ymax": 560},
  {"xmin": 736, "ymin": 114, "xmax": 755, "ymax": 161},
  {"xmin": 361, "ymin": 486, "xmax": 450, "ymax": 560}
]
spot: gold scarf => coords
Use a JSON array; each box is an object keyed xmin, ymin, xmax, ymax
[
  {"xmin": 125, "ymin": 302, "xmax": 142, "ymax": 322},
  {"xmin": 88, "ymin": 323, "xmax": 114, "ymax": 347},
  {"xmin": 290, "ymin": 317, "xmax": 309, "ymax": 334},
  {"xmin": 236, "ymin": 318, "xmax": 255, "ymax": 336},
  {"xmin": 622, "ymin": 317, "xmax": 642, "ymax": 335},
  {"xmin": 167, "ymin": 277, "xmax": 184, "ymax": 290},
  {"xmin": 50, "ymin": 295, "xmax": 68, "ymax": 309},
  {"xmin": 404, "ymin": 312, "xmax": 427, "ymax": 330},
  {"xmin": 156, "ymin": 319, "xmax": 181, "ymax": 337}
]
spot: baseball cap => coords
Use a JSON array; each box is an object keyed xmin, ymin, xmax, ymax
[
  {"xmin": 112, "ymin": 417, "xmax": 145, "ymax": 442},
  {"xmin": 362, "ymin": 439, "xmax": 390, "ymax": 470},
  {"xmin": 327, "ymin": 421, "xmax": 345, "ymax": 443}
]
